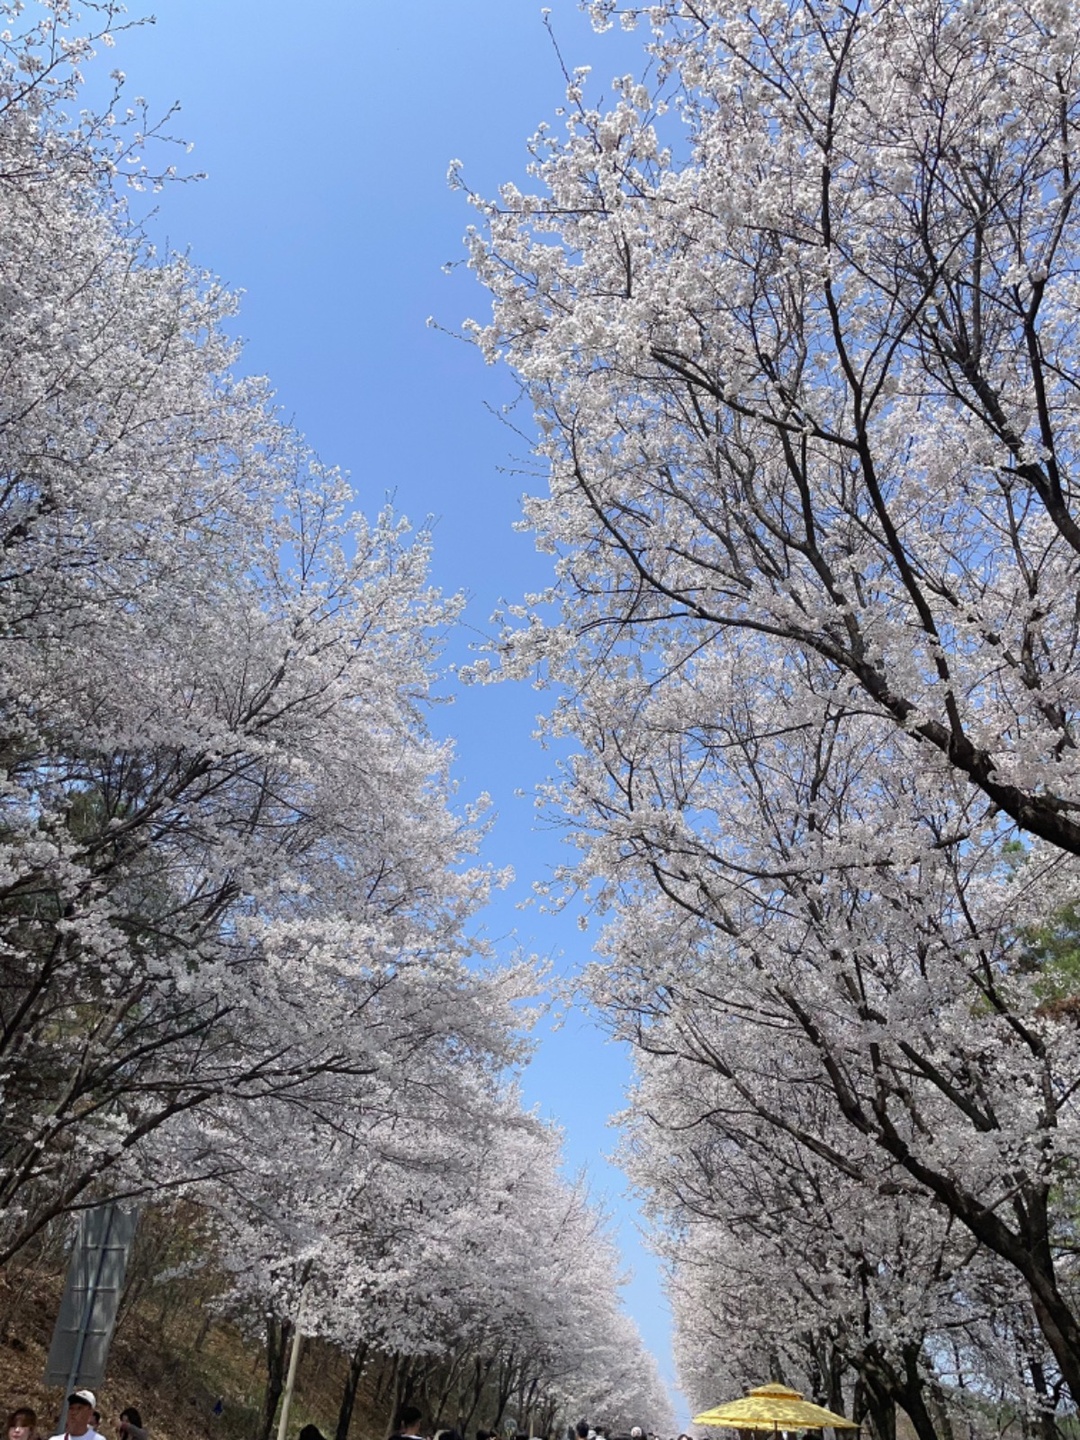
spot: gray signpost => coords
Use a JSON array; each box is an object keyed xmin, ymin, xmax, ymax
[{"xmin": 45, "ymin": 1204, "xmax": 138, "ymax": 1417}]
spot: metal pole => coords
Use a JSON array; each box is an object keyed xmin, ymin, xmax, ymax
[
  {"xmin": 275, "ymin": 1320, "xmax": 303, "ymax": 1440},
  {"xmin": 60, "ymin": 1207, "xmax": 116, "ymax": 1431}
]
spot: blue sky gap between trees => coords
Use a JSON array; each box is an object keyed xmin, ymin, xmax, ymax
[{"xmin": 98, "ymin": 0, "xmax": 683, "ymax": 1414}]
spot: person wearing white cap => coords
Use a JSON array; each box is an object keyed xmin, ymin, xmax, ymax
[
  {"xmin": 48, "ymin": 1391, "xmax": 102, "ymax": 1440},
  {"xmin": 631, "ymin": 1430, "xmax": 644, "ymax": 1437}
]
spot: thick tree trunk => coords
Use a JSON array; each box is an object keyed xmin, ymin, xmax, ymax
[
  {"xmin": 335, "ymin": 1338, "xmax": 370, "ymax": 1440},
  {"xmin": 1028, "ymin": 1273, "xmax": 1080, "ymax": 1410},
  {"xmin": 853, "ymin": 1380, "xmax": 895, "ymax": 1440},
  {"xmin": 851, "ymin": 1342, "xmax": 940, "ymax": 1440},
  {"xmin": 895, "ymin": 1347, "xmax": 944, "ymax": 1440}
]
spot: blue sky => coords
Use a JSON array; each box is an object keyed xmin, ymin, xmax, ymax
[{"xmin": 102, "ymin": 0, "xmax": 686, "ymax": 1422}]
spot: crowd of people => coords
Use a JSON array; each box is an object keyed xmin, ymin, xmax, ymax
[
  {"xmin": 7, "ymin": 1398, "xmax": 701, "ymax": 1440},
  {"xmin": 7, "ymin": 1394, "xmax": 148, "ymax": 1440},
  {"xmin": 384, "ymin": 1407, "xmax": 691, "ymax": 1440}
]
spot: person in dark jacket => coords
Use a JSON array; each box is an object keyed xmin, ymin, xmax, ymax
[{"xmin": 389, "ymin": 1407, "xmax": 425, "ymax": 1440}]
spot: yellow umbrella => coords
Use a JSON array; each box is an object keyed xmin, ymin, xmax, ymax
[{"xmin": 693, "ymin": 1383, "xmax": 859, "ymax": 1431}]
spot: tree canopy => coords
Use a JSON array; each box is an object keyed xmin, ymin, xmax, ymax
[
  {"xmin": 0, "ymin": 7, "xmax": 670, "ymax": 1434},
  {"xmin": 467, "ymin": 0, "xmax": 1080, "ymax": 1426}
]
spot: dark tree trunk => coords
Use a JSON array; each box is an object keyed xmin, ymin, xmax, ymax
[
  {"xmin": 539, "ymin": 1399, "xmax": 558, "ymax": 1440},
  {"xmin": 386, "ymin": 1355, "xmax": 415, "ymax": 1439},
  {"xmin": 258, "ymin": 1313, "xmax": 293, "ymax": 1440},
  {"xmin": 895, "ymin": 1349, "xmax": 943, "ymax": 1440},
  {"xmin": 853, "ymin": 1374, "xmax": 896, "ymax": 1440},
  {"xmin": 460, "ymin": 1353, "xmax": 495, "ymax": 1435},
  {"xmin": 1027, "ymin": 1270, "xmax": 1080, "ymax": 1412},
  {"xmin": 492, "ymin": 1355, "xmax": 516, "ymax": 1432},
  {"xmin": 335, "ymin": 1338, "xmax": 370, "ymax": 1440},
  {"xmin": 852, "ymin": 1341, "xmax": 942, "ymax": 1440},
  {"xmin": 372, "ymin": 1351, "xmax": 397, "ymax": 1412},
  {"xmin": 433, "ymin": 1350, "xmax": 466, "ymax": 1429}
]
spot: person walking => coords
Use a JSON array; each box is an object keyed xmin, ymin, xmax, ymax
[{"xmin": 48, "ymin": 1392, "xmax": 101, "ymax": 1440}]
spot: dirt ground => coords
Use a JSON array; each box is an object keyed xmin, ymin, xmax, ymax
[{"xmin": 0, "ymin": 1270, "xmax": 352, "ymax": 1440}]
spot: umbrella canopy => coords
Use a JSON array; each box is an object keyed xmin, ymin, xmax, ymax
[{"xmin": 693, "ymin": 1383, "xmax": 859, "ymax": 1431}]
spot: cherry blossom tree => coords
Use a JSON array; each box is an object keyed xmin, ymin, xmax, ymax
[
  {"xmin": 0, "ymin": 9, "xmax": 677, "ymax": 1430},
  {"xmin": 624, "ymin": 1040, "xmax": 1066, "ymax": 1440},
  {"xmin": 464, "ymin": 0, "xmax": 1080, "ymax": 1404},
  {"xmin": 0, "ymin": 0, "xmax": 518, "ymax": 1265},
  {"xmin": 191, "ymin": 1085, "xmax": 672, "ymax": 1440}
]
